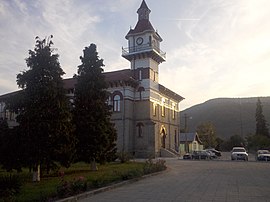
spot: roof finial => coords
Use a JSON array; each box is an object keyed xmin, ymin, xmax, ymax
[{"xmin": 137, "ymin": 0, "xmax": 151, "ymax": 21}]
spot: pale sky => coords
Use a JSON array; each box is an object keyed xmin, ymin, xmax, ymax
[{"xmin": 1, "ymin": 0, "xmax": 270, "ymax": 110}]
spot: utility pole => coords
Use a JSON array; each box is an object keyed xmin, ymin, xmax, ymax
[
  {"xmin": 183, "ymin": 114, "xmax": 192, "ymax": 153},
  {"xmin": 239, "ymin": 98, "xmax": 243, "ymax": 138}
]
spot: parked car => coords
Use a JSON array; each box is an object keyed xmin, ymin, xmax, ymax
[
  {"xmin": 183, "ymin": 153, "xmax": 192, "ymax": 160},
  {"xmin": 192, "ymin": 150, "xmax": 211, "ymax": 160},
  {"xmin": 206, "ymin": 150, "xmax": 217, "ymax": 159},
  {"xmin": 231, "ymin": 147, "xmax": 248, "ymax": 161},
  {"xmin": 205, "ymin": 148, "xmax": 222, "ymax": 157},
  {"xmin": 256, "ymin": 150, "xmax": 270, "ymax": 161}
]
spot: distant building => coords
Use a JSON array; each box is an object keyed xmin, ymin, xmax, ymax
[
  {"xmin": 179, "ymin": 132, "xmax": 203, "ymax": 154},
  {"xmin": 0, "ymin": 0, "xmax": 184, "ymax": 158}
]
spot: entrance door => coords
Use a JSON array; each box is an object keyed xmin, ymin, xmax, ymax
[{"xmin": 161, "ymin": 129, "xmax": 166, "ymax": 148}]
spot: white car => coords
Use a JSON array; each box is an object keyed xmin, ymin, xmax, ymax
[
  {"xmin": 256, "ymin": 150, "xmax": 270, "ymax": 161},
  {"xmin": 231, "ymin": 147, "xmax": 248, "ymax": 161}
]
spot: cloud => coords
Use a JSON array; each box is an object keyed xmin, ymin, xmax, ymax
[
  {"xmin": 1, "ymin": 0, "xmax": 270, "ymax": 110},
  {"xmin": 157, "ymin": 0, "xmax": 270, "ymax": 109}
]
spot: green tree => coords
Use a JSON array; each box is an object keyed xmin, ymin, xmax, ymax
[
  {"xmin": 255, "ymin": 98, "xmax": 269, "ymax": 136},
  {"xmin": 0, "ymin": 118, "xmax": 9, "ymax": 143},
  {"xmin": 222, "ymin": 135, "xmax": 246, "ymax": 151},
  {"xmin": 196, "ymin": 122, "xmax": 217, "ymax": 149},
  {"xmin": 0, "ymin": 125, "xmax": 26, "ymax": 172},
  {"xmin": 0, "ymin": 93, "xmax": 31, "ymax": 172},
  {"xmin": 215, "ymin": 137, "xmax": 224, "ymax": 151},
  {"xmin": 16, "ymin": 36, "xmax": 76, "ymax": 180},
  {"xmin": 73, "ymin": 44, "xmax": 117, "ymax": 169},
  {"xmin": 247, "ymin": 134, "xmax": 270, "ymax": 151}
]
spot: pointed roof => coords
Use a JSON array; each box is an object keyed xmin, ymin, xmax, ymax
[
  {"xmin": 179, "ymin": 133, "xmax": 203, "ymax": 144},
  {"xmin": 125, "ymin": 0, "xmax": 156, "ymax": 38},
  {"xmin": 125, "ymin": 20, "xmax": 155, "ymax": 38},
  {"xmin": 137, "ymin": 0, "xmax": 151, "ymax": 15}
]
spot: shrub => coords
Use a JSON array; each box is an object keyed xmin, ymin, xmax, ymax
[
  {"xmin": 91, "ymin": 178, "xmax": 107, "ymax": 188},
  {"xmin": 143, "ymin": 159, "xmax": 166, "ymax": 175},
  {"xmin": 56, "ymin": 175, "xmax": 87, "ymax": 198},
  {"xmin": 114, "ymin": 169, "xmax": 143, "ymax": 181},
  {"xmin": 0, "ymin": 174, "xmax": 22, "ymax": 200},
  {"xmin": 71, "ymin": 176, "xmax": 87, "ymax": 193},
  {"xmin": 117, "ymin": 152, "xmax": 132, "ymax": 163}
]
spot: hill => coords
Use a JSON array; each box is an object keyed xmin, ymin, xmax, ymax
[{"xmin": 181, "ymin": 97, "xmax": 270, "ymax": 140}]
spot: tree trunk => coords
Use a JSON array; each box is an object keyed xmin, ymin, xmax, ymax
[
  {"xmin": 91, "ymin": 159, "xmax": 98, "ymax": 171},
  {"xmin": 32, "ymin": 164, "xmax": 40, "ymax": 182}
]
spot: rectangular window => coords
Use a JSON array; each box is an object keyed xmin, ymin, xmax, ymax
[
  {"xmin": 113, "ymin": 95, "xmax": 121, "ymax": 112},
  {"xmin": 139, "ymin": 70, "xmax": 142, "ymax": 81},
  {"xmin": 155, "ymin": 72, "xmax": 158, "ymax": 82},
  {"xmin": 174, "ymin": 130, "xmax": 177, "ymax": 145},
  {"xmin": 161, "ymin": 106, "xmax": 165, "ymax": 117},
  {"xmin": 113, "ymin": 100, "xmax": 120, "ymax": 112},
  {"xmin": 161, "ymin": 98, "xmax": 165, "ymax": 117},
  {"xmin": 153, "ymin": 103, "xmax": 157, "ymax": 116},
  {"xmin": 172, "ymin": 104, "xmax": 176, "ymax": 119}
]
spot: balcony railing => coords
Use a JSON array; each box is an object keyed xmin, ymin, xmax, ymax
[{"xmin": 122, "ymin": 44, "xmax": 166, "ymax": 59}]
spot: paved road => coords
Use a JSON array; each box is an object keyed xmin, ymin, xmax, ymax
[{"xmin": 79, "ymin": 156, "xmax": 270, "ymax": 202}]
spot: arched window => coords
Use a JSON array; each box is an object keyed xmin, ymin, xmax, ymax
[
  {"xmin": 138, "ymin": 87, "xmax": 145, "ymax": 100},
  {"xmin": 136, "ymin": 122, "xmax": 144, "ymax": 137},
  {"xmin": 113, "ymin": 95, "xmax": 121, "ymax": 112}
]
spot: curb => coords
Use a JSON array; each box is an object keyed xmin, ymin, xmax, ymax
[{"xmin": 56, "ymin": 169, "xmax": 167, "ymax": 202}]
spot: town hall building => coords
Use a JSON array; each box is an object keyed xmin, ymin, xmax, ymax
[{"xmin": 0, "ymin": 0, "xmax": 184, "ymax": 158}]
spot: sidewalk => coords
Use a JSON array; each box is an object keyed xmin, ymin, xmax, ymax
[{"xmin": 78, "ymin": 158, "xmax": 270, "ymax": 202}]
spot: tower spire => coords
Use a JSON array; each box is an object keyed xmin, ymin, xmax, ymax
[{"xmin": 137, "ymin": 0, "xmax": 151, "ymax": 21}]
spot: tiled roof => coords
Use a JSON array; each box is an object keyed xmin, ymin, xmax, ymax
[
  {"xmin": 159, "ymin": 84, "xmax": 184, "ymax": 102},
  {"xmin": 180, "ymin": 133, "xmax": 202, "ymax": 144},
  {"xmin": 0, "ymin": 90, "xmax": 21, "ymax": 101},
  {"xmin": 104, "ymin": 69, "xmax": 133, "ymax": 82},
  {"xmin": 1, "ymin": 69, "xmax": 183, "ymax": 103},
  {"xmin": 126, "ymin": 19, "xmax": 155, "ymax": 38},
  {"xmin": 63, "ymin": 78, "xmax": 77, "ymax": 89},
  {"xmin": 63, "ymin": 69, "xmax": 136, "ymax": 89}
]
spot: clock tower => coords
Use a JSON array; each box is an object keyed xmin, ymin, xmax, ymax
[{"xmin": 122, "ymin": 0, "xmax": 165, "ymax": 83}]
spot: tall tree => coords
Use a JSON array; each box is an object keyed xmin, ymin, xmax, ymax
[
  {"xmin": 16, "ymin": 36, "xmax": 76, "ymax": 181},
  {"xmin": 255, "ymin": 98, "xmax": 269, "ymax": 136},
  {"xmin": 73, "ymin": 44, "xmax": 117, "ymax": 168},
  {"xmin": 196, "ymin": 122, "xmax": 217, "ymax": 149},
  {"xmin": 0, "ymin": 124, "xmax": 26, "ymax": 172}
]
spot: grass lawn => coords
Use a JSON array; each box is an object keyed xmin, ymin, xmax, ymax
[{"xmin": 1, "ymin": 160, "xmax": 166, "ymax": 202}]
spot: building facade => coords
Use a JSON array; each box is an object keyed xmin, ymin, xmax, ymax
[
  {"xmin": 179, "ymin": 133, "xmax": 204, "ymax": 155},
  {"xmin": 0, "ymin": 0, "xmax": 184, "ymax": 158},
  {"xmin": 104, "ymin": 0, "xmax": 184, "ymax": 158}
]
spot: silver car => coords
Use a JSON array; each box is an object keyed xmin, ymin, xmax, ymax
[
  {"xmin": 256, "ymin": 150, "xmax": 270, "ymax": 161},
  {"xmin": 231, "ymin": 147, "xmax": 248, "ymax": 161}
]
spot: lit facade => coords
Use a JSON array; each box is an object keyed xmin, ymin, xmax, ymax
[{"xmin": 0, "ymin": 0, "xmax": 184, "ymax": 158}]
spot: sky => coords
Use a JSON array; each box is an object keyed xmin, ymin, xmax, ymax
[{"xmin": 1, "ymin": 0, "xmax": 270, "ymax": 110}]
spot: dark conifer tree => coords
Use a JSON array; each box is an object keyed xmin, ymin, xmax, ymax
[
  {"xmin": 16, "ymin": 36, "xmax": 76, "ymax": 180},
  {"xmin": 0, "ymin": 122, "xmax": 25, "ymax": 172},
  {"xmin": 73, "ymin": 44, "xmax": 117, "ymax": 167},
  {"xmin": 255, "ymin": 98, "xmax": 269, "ymax": 136}
]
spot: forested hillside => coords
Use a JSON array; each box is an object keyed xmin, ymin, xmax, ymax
[{"xmin": 181, "ymin": 97, "xmax": 270, "ymax": 140}]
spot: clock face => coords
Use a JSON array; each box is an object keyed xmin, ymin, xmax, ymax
[{"xmin": 136, "ymin": 37, "xmax": 143, "ymax": 45}]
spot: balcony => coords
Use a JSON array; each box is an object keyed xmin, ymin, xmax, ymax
[{"xmin": 122, "ymin": 44, "xmax": 166, "ymax": 62}]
